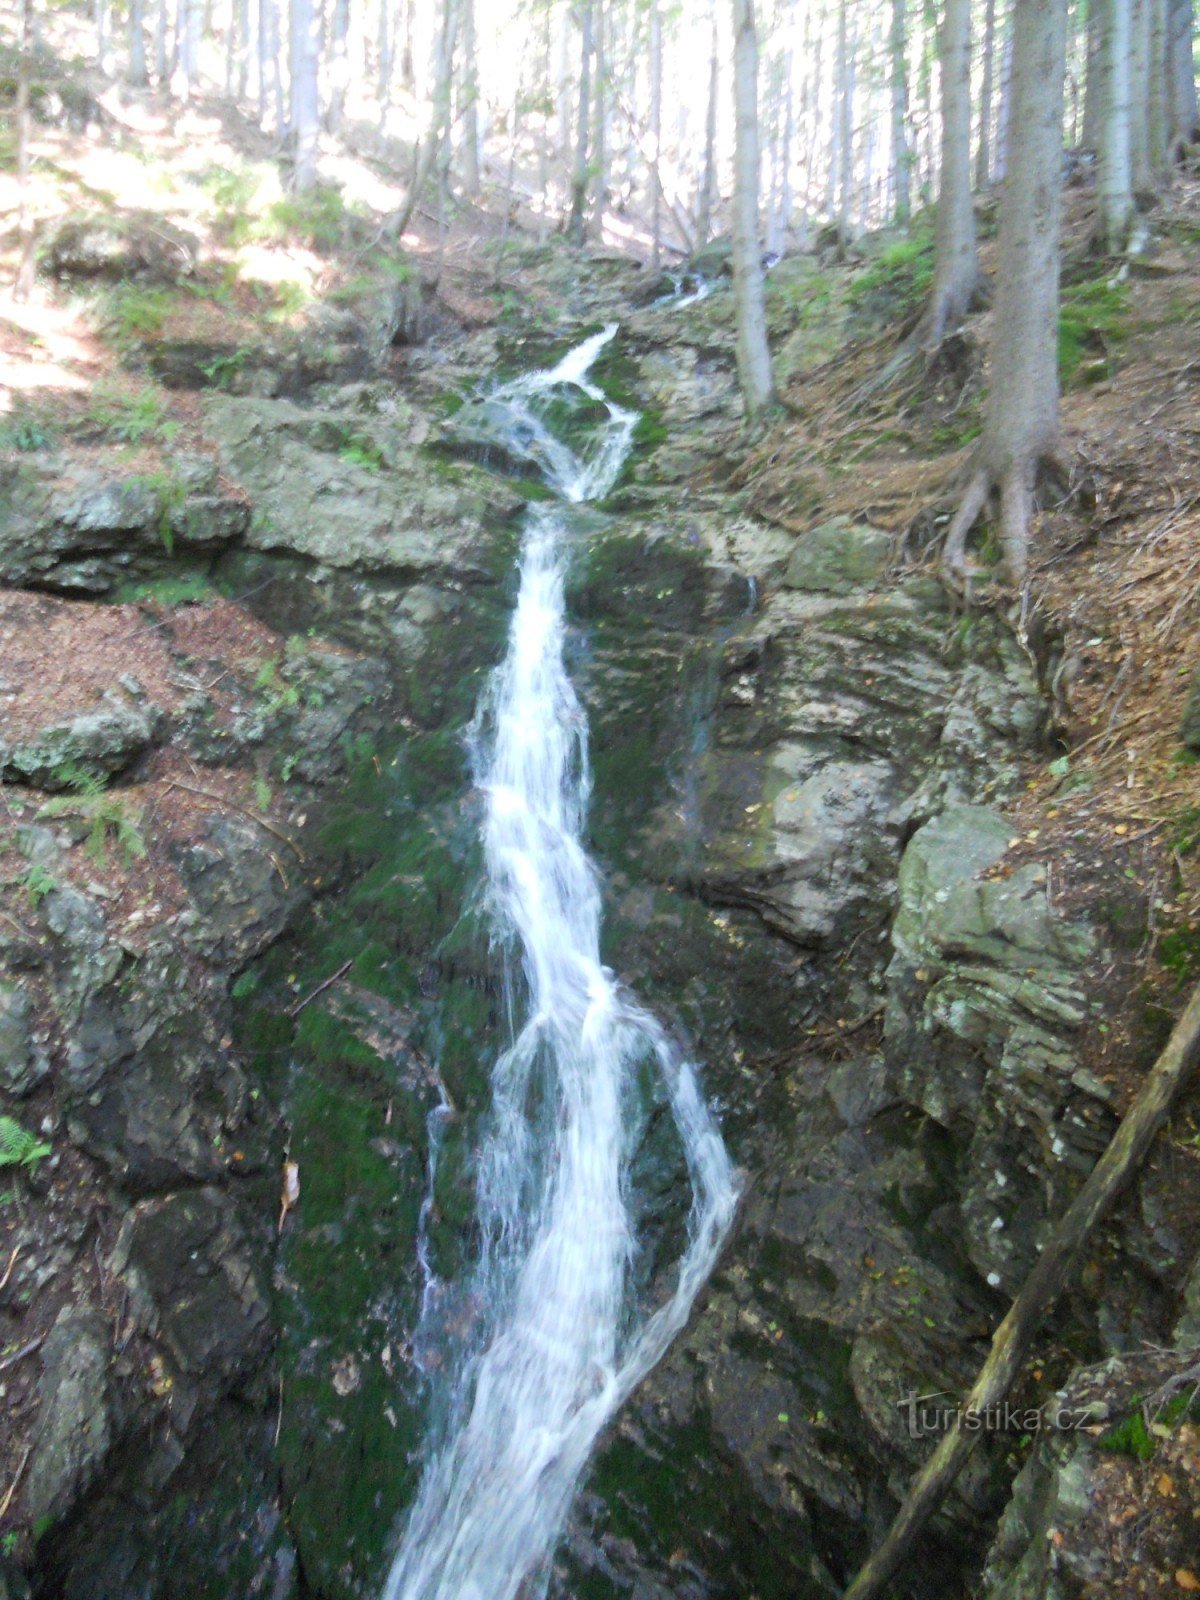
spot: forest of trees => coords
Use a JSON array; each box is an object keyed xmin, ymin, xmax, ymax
[{"xmin": 28, "ymin": 0, "xmax": 1199, "ymax": 580}]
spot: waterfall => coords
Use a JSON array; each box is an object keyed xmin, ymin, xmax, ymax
[{"xmin": 383, "ymin": 326, "xmax": 739, "ymax": 1600}]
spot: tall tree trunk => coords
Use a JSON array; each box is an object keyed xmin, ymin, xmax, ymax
[
  {"xmin": 538, "ymin": 3, "xmax": 551, "ymax": 243},
  {"xmin": 943, "ymin": 0, "xmax": 1068, "ymax": 588},
  {"xmin": 589, "ymin": 0, "xmax": 607, "ymax": 238},
  {"xmin": 400, "ymin": 0, "xmax": 416, "ymax": 87},
  {"xmin": 459, "ymin": 0, "xmax": 481, "ymax": 195},
  {"xmin": 1146, "ymin": 0, "xmax": 1170, "ymax": 174},
  {"xmin": 1082, "ymin": 0, "xmax": 1103, "ymax": 145},
  {"xmin": 649, "ymin": 0, "xmax": 662, "ymax": 269},
  {"xmin": 155, "ymin": 0, "xmax": 171, "ymax": 82},
  {"xmin": 1168, "ymin": 0, "xmax": 1200, "ymax": 149},
  {"xmin": 236, "ymin": 0, "xmax": 250, "ymax": 96},
  {"xmin": 731, "ymin": 0, "xmax": 776, "ymax": 425},
  {"xmin": 994, "ymin": 2, "xmax": 1015, "ymax": 177},
  {"xmin": 835, "ymin": 0, "xmax": 854, "ymax": 251},
  {"xmin": 977, "ymin": 0, "xmax": 997, "ymax": 184},
  {"xmin": 175, "ymin": 0, "xmax": 201, "ymax": 97},
  {"xmin": 129, "ymin": 0, "xmax": 148, "ymax": 82},
  {"xmin": 291, "ymin": 0, "xmax": 321, "ymax": 188},
  {"xmin": 1097, "ymin": 0, "xmax": 1134, "ymax": 249},
  {"xmin": 567, "ymin": 1, "xmax": 594, "ymax": 244},
  {"xmin": 695, "ymin": 9, "xmax": 719, "ymax": 246},
  {"xmin": 14, "ymin": 0, "xmax": 34, "ymax": 303},
  {"xmin": 1130, "ymin": 0, "xmax": 1152, "ymax": 184},
  {"xmin": 890, "ymin": 0, "xmax": 911, "ymax": 222},
  {"xmin": 378, "ymin": 0, "xmax": 393, "ymax": 124},
  {"xmin": 923, "ymin": 0, "xmax": 978, "ymax": 345},
  {"xmin": 392, "ymin": 0, "xmax": 458, "ymax": 237},
  {"xmin": 327, "ymin": 0, "xmax": 349, "ymax": 127},
  {"xmin": 95, "ymin": 0, "xmax": 110, "ymax": 69}
]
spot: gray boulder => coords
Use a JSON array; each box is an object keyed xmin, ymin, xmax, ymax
[
  {"xmin": 23, "ymin": 1308, "xmax": 111, "ymax": 1526},
  {"xmin": 0, "ymin": 689, "xmax": 164, "ymax": 790}
]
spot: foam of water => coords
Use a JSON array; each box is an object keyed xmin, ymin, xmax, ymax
[{"xmin": 382, "ymin": 326, "xmax": 738, "ymax": 1600}]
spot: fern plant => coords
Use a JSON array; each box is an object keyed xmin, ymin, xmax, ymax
[
  {"xmin": 0, "ymin": 1116, "xmax": 51, "ymax": 1171},
  {"xmin": 40, "ymin": 767, "xmax": 148, "ymax": 866}
]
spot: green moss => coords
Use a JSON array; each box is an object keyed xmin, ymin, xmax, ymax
[{"xmin": 1059, "ymin": 275, "xmax": 1130, "ymax": 388}]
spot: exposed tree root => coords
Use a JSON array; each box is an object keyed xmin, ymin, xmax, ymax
[
  {"xmin": 941, "ymin": 447, "xmax": 1071, "ymax": 592},
  {"xmin": 843, "ymin": 977, "xmax": 1200, "ymax": 1600}
]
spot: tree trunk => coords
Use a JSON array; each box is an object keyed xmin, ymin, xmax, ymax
[
  {"xmin": 567, "ymin": 0, "xmax": 594, "ymax": 244},
  {"xmin": 291, "ymin": 0, "xmax": 321, "ymax": 189},
  {"xmin": 14, "ymin": 0, "xmax": 34, "ymax": 303},
  {"xmin": 994, "ymin": 3, "xmax": 1015, "ymax": 178},
  {"xmin": 95, "ymin": 0, "xmax": 110, "ymax": 70},
  {"xmin": 731, "ymin": 0, "xmax": 776, "ymax": 425},
  {"xmin": 977, "ymin": 0, "xmax": 997, "ymax": 185},
  {"xmin": 236, "ymin": 0, "xmax": 249, "ymax": 96},
  {"xmin": 1168, "ymin": 0, "xmax": 1200, "ymax": 150},
  {"xmin": 835, "ymin": 0, "xmax": 854, "ymax": 251},
  {"xmin": 649, "ymin": 0, "xmax": 662, "ymax": 269},
  {"xmin": 695, "ymin": 8, "xmax": 720, "ymax": 247},
  {"xmin": 1130, "ymin": 0, "xmax": 1153, "ymax": 185},
  {"xmin": 392, "ymin": 0, "xmax": 458, "ymax": 238},
  {"xmin": 890, "ymin": 0, "xmax": 911, "ymax": 223},
  {"xmin": 1082, "ymin": 0, "xmax": 1103, "ymax": 146},
  {"xmin": 1097, "ymin": 0, "xmax": 1134, "ymax": 250},
  {"xmin": 923, "ymin": 0, "xmax": 979, "ymax": 346},
  {"xmin": 378, "ymin": 0, "xmax": 393, "ymax": 124},
  {"xmin": 943, "ymin": 0, "xmax": 1067, "ymax": 587},
  {"xmin": 327, "ymin": 0, "xmax": 349, "ymax": 128},
  {"xmin": 129, "ymin": 0, "xmax": 148, "ymax": 82},
  {"xmin": 155, "ymin": 0, "xmax": 171, "ymax": 82},
  {"xmin": 1146, "ymin": 0, "xmax": 1170, "ymax": 175},
  {"xmin": 400, "ymin": 0, "xmax": 415, "ymax": 87},
  {"xmin": 589, "ymin": 0, "xmax": 607, "ymax": 239},
  {"xmin": 459, "ymin": 0, "xmax": 481, "ymax": 195}
]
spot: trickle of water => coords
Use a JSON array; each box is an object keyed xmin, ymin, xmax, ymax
[{"xmin": 383, "ymin": 326, "xmax": 738, "ymax": 1600}]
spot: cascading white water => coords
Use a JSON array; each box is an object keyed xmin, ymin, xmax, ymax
[{"xmin": 383, "ymin": 326, "xmax": 739, "ymax": 1600}]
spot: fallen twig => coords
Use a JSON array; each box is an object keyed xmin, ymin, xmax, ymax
[
  {"xmin": 288, "ymin": 959, "xmax": 353, "ymax": 1018},
  {"xmin": 0, "ymin": 1335, "xmax": 44, "ymax": 1375},
  {"xmin": 0, "ymin": 1442, "xmax": 32, "ymax": 1520},
  {"xmin": 163, "ymin": 781, "xmax": 305, "ymax": 861}
]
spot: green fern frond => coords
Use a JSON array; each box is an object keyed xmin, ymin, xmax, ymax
[{"xmin": 0, "ymin": 1116, "xmax": 52, "ymax": 1170}]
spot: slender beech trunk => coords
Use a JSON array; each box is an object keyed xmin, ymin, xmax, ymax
[
  {"xmin": 459, "ymin": 0, "xmax": 481, "ymax": 195},
  {"xmin": 943, "ymin": 0, "xmax": 1068, "ymax": 588},
  {"xmin": 327, "ymin": 0, "xmax": 349, "ymax": 128},
  {"xmin": 589, "ymin": 0, "xmax": 607, "ymax": 238},
  {"xmin": 567, "ymin": 1, "xmax": 594, "ymax": 244},
  {"xmin": 15, "ymin": 0, "xmax": 34, "ymax": 303},
  {"xmin": 393, "ymin": 0, "xmax": 458, "ymax": 238},
  {"xmin": 291, "ymin": 0, "xmax": 321, "ymax": 188},
  {"xmin": 835, "ymin": 0, "xmax": 854, "ymax": 251},
  {"xmin": 649, "ymin": 0, "xmax": 662, "ymax": 269},
  {"xmin": 977, "ymin": 0, "xmax": 997, "ymax": 184},
  {"xmin": 696, "ymin": 9, "xmax": 719, "ymax": 246},
  {"xmin": 923, "ymin": 0, "xmax": 978, "ymax": 345},
  {"xmin": 1097, "ymin": 0, "xmax": 1134, "ymax": 250},
  {"xmin": 1082, "ymin": 0, "xmax": 1102, "ymax": 145},
  {"xmin": 1130, "ymin": 0, "xmax": 1152, "ymax": 185},
  {"xmin": 890, "ymin": 0, "xmax": 911, "ymax": 223},
  {"xmin": 731, "ymin": 0, "xmax": 776, "ymax": 425},
  {"xmin": 1168, "ymin": 0, "xmax": 1200, "ymax": 149},
  {"xmin": 129, "ymin": 0, "xmax": 148, "ymax": 81}
]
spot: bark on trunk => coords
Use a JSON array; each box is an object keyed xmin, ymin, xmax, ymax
[
  {"xmin": 327, "ymin": 0, "xmax": 349, "ymax": 129},
  {"xmin": 1130, "ymin": 0, "xmax": 1153, "ymax": 185},
  {"xmin": 291, "ymin": 0, "xmax": 321, "ymax": 189},
  {"xmin": 459, "ymin": 0, "xmax": 481, "ymax": 195},
  {"xmin": 835, "ymin": 0, "xmax": 854, "ymax": 251},
  {"xmin": 696, "ymin": 9, "xmax": 719, "ymax": 246},
  {"xmin": 649, "ymin": 0, "xmax": 662, "ymax": 269},
  {"xmin": 1097, "ymin": 0, "xmax": 1134, "ymax": 250},
  {"xmin": 977, "ymin": 0, "xmax": 997, "ymax": 185},
  {"xmin": 129, "ymin": 0, "xmax": 148, "ymax": 82},
  {"xmin": 943, "ymin": 0, "xmax": 1067, "ymax": 586},
  {"xmin": 923, "ymin": 0, "xmax": 979, "ymax": 346},
  {"xmin": 1168, "ymin": 0, "xmax": 1200, "ymax": 150},
  {"xmin": 589, "ymin": 0, "xmax": 608, "ymax": 239},
  {"xmin": 393, "ymin": 0, "xmax": 458, "ymax": 237},
  {"xmin": 890, "ymin": 0, "xmax": 911, "ymax": 222},
  {"xmin": 1082, "ymin": 0, "xmax": 1102, "ymax": 146},
  {"xmin": 567, "ymin": 0, "xmax": 594, "ymax": 244},
  {"xmin": 1146, "ymin": 0, "xmax": 1170, "ymax": 174},
  {"xmin": 731, "ymin": 0, "xmax": 776, "ymax": 425},
  {"xmin": 14, "ymin": 0, "xmax": 34, "ymax": 303}
]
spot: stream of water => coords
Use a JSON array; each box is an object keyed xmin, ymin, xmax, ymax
[{"xmin": 382, "ymin": 326, "xmax": 739, "ymax": 1600}]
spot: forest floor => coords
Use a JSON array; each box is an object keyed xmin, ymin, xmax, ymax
[{"xmin": 3, "ymin": 14, "xmax": 1200, "ymax": 1593}]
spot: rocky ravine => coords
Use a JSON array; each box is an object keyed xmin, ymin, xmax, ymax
[{"xmin": 1, "ymin": 246, "xmax": 1198, "ymax": 1600}]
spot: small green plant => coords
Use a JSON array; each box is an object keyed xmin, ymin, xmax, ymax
[
  {"xmin": 85, "ymin": 382, "xmax": 178, "ymax": 446},
  {"xmin": 254, "ymin": 657, "xmax": 302, "ymax": 714},
  {"xmin": 256, "ymin": 185, "xmax": 349, "ymax": 250},
  {"xmin": 104, "ymin": 285, "xmax": 174, "ymax": 341},
  {"xmin": 849, "ymin": 219, "xmax": 937, "ymax": 314},
  {"xmin": 130, "ymin": 468, "xmax": 187, "ymax": 551},
  {"xmin": 1059, "ymin": 275, "xmax": 1130, "ymax": 388},
  {"xmin": 22, "ymin": 862, "xmax": 57, "ymax": 905},
  {"xmin": 338, "ymin": 434, "xmax": 384, "ymax": 471},
  {"xmin": 253, "ymin": 775, "xmax": 272, "ymax": 811},
  {"xmin": 200, "ymin": 348, "xmax": 251, "ymax": 389},
  {"xmin": 0, "ymin": 400, "xmax": 56, "ymax": 452},
  {"xmin": 116, "ymin": 572, "xmax": 214, "ymax": 606},
  {"xmin": 0, "ymin": 1115, "xmax": 52, "ymax": 1171},
  {"xmin": 40, "ymin": 767, "xmax": 148, "ymax": 866}
]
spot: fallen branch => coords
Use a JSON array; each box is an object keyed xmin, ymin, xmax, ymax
[
  {"xmin": 287, "ymin": 959, "xmax": 353, "ymax": 1018},
  {"xmin": 0, "ymin": 1245, "xmax": 19, "ymax": 1292},
  {"xmin": 0, "ymin": 1335, "xmax": 44, "ymax": 1375},
  {"xmin": 843, "ymin": 977, "xmax": 1200, "ymax": 1600},
  {"xmin": 0, "ymin": 1442, "xmax": 32, "ymax": 1520},
  {"xmin": 164, "ymin": 781, "xmax": 305, "ymax": 861}
]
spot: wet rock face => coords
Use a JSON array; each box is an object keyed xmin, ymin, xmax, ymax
[
  {"xmin": 22, "ymin": 1309, "xmax": 112, "ymax": 1527},
  {"xmin": 0, "ymin": 689, "xmax": 165, "ymax": 789}
]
